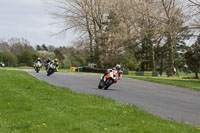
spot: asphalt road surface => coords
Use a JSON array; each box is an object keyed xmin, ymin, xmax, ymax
[{"xmin": 28, "ymin": 71, "xmax": 200, "ymax": 126}]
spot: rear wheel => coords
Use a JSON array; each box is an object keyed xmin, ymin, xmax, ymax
[{"xmin": 104, "ymin": 79, "xmax": 113, "ymax": 90}]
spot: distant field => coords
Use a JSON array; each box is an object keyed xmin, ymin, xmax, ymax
[{"xmin": 0, "ymin": 69, "xmax": 199, "ymax": 133}]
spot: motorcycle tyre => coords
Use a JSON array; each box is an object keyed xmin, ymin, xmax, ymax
[
  {"xmin": 47, "ymin": 69, "xmax": 54, "ymax": 76},
  {"xmin": 98, "ymin": 80, "xmax": 104, "ymax": 89},
  {"xmin": 103, "ymin": 79, "xmax": 113, "ymax": 90},
  {"xmin": 36, "ymin": 68, "xmax": 40, "ymax": 73}
]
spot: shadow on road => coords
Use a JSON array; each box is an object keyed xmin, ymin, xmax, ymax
[{"xmin": 92, "ymin": 88, "xmax": 122, "ymax": 91}]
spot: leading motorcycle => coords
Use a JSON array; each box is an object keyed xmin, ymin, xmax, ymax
[
  {"xmin": 34, "ymin": 62, "xmax": 42, "ymax": 73},
  {"xmin": 98, "ymin": 70, "xmax": 122, "ymax": 90}
]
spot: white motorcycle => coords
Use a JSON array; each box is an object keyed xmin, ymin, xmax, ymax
[{"xmin": 34, "ymin": 62, "xmax": 42, "ymax": 73}]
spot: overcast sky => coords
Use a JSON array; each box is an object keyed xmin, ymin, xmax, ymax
[{"xmin": 0, "ymin": 0, "xmax": 76, "ymax": 47}]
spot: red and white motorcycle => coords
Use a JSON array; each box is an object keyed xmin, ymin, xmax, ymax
[{"xmin": 98, "ymin": 69, "xmax": 122, "ymax": 90}]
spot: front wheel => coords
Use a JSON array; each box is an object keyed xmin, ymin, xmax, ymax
[
  {"xmin": 35, "ymin": 68, "xmax": 40, "ymax": 73},
  {"xmin": 47, "ymin": 69, "xmax": 54, "ymax": 76},
  {"xmin": 98, "ymin": 80, "xmax": 104, "ymax": 89}
]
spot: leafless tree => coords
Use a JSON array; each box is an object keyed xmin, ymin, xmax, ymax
[
  {"xmin": 158, "ymin": 0, "xmax": 188, "ymax": 76},
  {"xmin": 50, "ymin": 0, "xmax": 107, "ymax": 63},
  {"xmin": 188, "ymin": 0, "xmax": 200, "ymax": 28}
]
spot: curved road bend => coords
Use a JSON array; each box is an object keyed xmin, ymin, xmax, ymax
[{"xmin": 27, "ymin": 71, "xmax": 200, "ymax": 126}]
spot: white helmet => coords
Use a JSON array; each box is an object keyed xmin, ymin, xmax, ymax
[{"xmin": 116, "ymin": 64, "xmax": 121, "ymax": 71}]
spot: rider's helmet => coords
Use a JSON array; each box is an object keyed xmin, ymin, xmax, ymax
[
  {"xmin": 116, "ymin": 64, "xmax": 121, "ymax": 71},
  {"xmin": 37, "ymin": 58, "xmax": 41, "ymax": 61},
  {"xmin": 54, "ymin": 58, "xmax": 58, "ymax": 62}
]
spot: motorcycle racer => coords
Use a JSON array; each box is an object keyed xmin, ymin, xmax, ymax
[
  {"xmin": 34, "ymin": 58, "xmax": 42, "ymax": 73},
  {"xmin": 98, "ymin": 64, "xmax": 123, "ymax": 90},
  {"xmin": 34, "ymin": 58, "xmax": 42, "ymax": 64},
  {"xmin": 54, "ymin": 58, "xmax": 59, "ymax": 72},
  {"xmin": 103, "ymin": 64, "xmax": 122, "ymax": 80}
]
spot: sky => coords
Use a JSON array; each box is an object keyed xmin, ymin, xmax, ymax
[{"xmin": 0, "ymin": 0, "xmax": 76, "ymax": 47}]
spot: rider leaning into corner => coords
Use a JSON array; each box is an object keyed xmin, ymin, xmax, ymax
[
  {"xmin": 54, "ymin": 58, "xmax": 59, "ymax": 72},
  {"xmin": 45, "ymin": 58, "xmax": 59, "ymax": 72},
  {"xmin": 103, "ymin": 64, "xmax": 123, "ymax": 80}
]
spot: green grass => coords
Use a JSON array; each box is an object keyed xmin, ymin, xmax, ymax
[
  {"xmin": 159, "ymin": 71, "xmax": 196, "ymax": 77},
  {"xmin": 177, "ymin": 71, "xmax": 197, "ymax": 77},
  {"xmin": 125, "ymin": 75, "xmax": 200, "ymax": 90},
  {"xmin": 0, "ymin": 70, "xmax": 199, "ymax": 133},
  {"xmin": 0, "ymin": 66, "xmax": 33, "ymax": 70}
]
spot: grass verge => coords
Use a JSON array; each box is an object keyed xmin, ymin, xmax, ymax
[
  {"xmin": 125, "ymin": 75, "xmax": 200, "ymax": 90},
  {"xmin": 0, "ymin": 70, "xmax": 199, "ymax": 132}
]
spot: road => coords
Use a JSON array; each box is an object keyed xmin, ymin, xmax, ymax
[{"xmin": 28, "ymin": 71, "xmax": 200, "ymax": 126}]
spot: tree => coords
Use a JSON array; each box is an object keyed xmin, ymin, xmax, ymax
[
  {"xmin": 121, "ymin": 50, "xmax": 141, "ymax": 71},
  {"xmin": 49, "ymin": 0, "xmax": 192, "ymax": 73},
  {"xmin": 8, "ymin": 38, "xmax": 33, "ymax": 55},
  {"xmin": 36, "ymin": 45, "xmax": 42, "ymax": 51},
  {"xmin": 188, "ymin": 0, "xmax": 200, "ymax": 28},
  {"xmin": 38, "ymin": 51, "xmax": 55, "ymax": 61},
  {"xmin": 70, "ymin": 55, "xmax": 86, "ymax": 67},
  {"xmin": 0, "ymin": 41, "xmax": 10, "ymax": 52},
  {"xmin": 54, "ymin": 48, "xmax": 65, "ymax": 61},
  {"xmin": 42, "ymin": 44, "xmax": 48, "ymax": 51},
  {"xmin": 160, "ymin": 0, "xmax": 189, "ymax": 76},
  {"xmin": 0, "ymin": 52, "xmax": 3, "ymax": 62},
  {"xmin": 2, "ymin": 52, "xmax": 18, "ymax": 67},
  {"xmin": 17, "ymin": 50, "xmax": 34, "ymax": 66},
  {"xmin": 50, "ymin": 0, "xmax": 95, "ymax": 62},
  {"xmin": 61, "ymin": 57, "xmax": 72, "ymax": 68},
  {"xmin": 48, "ymin": 45, "xmax": 56, "ymax": 52},
  {"xmin": 185, "ymin": 34, "xmax": 200, "ymax": 79},
  {"xmin": 31, "ymin": 51, "xmax": 41, "ymax": 61}
]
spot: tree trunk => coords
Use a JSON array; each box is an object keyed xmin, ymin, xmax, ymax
[
  {"xmin": 159, "ymin": 51, "xmax": 164, "ymax": 76},
  {"xmin": 149, "ymin": 38, "xmax": 155, "ymax": 71},
  {"xmin": 195, "ymin": 72, "xmax": 199, "ymax": 79},
  {"xmin": 85, "ymin": 13, "xmax": 93, "ymax": 63},
  {"xmin": 93, "ymin": 18, "xmax": 100, "ymax": 66},
  {"xmin": 91, "ymin": 0, "xmax": 99, "ymax": 65},
  {"xmin": 168, "ymin": 34, "xmax": 175, "ymax": 76}
]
